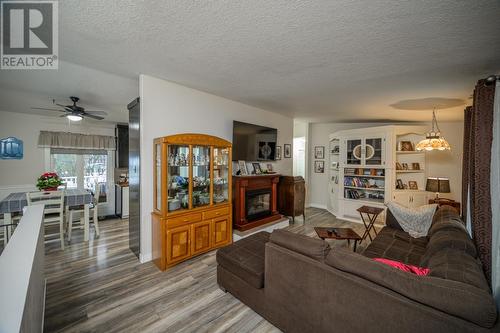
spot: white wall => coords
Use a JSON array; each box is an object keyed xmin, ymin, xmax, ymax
[
  {"xmin": 139, "ymin": 75, "xmax": 294, "ymax": 262},
  {"xmin": 0, "ymin": 111, "xmax": 117, "ymax": 214},
  {"xmin": 307, "ymin": 121, "xmax": 464, "ymax": 208}
]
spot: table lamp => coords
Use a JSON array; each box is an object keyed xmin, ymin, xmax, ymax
[{"xmin": 426, "ymin": 177, "xmax": 450, "ymax": 199}]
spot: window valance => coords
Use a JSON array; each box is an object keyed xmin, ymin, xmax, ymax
[{"xmin": 38, "ymin": 131, "xmax": 116, "ymax": 150}]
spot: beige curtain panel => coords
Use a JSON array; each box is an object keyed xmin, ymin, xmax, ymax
[{"xmin": 38, "ymin": 131, "xmax": 116, "ymax": 150}]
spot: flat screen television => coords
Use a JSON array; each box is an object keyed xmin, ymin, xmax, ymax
[{"xmin": 232, "ymin": 121, "xmax": 277, "ymax": 161}]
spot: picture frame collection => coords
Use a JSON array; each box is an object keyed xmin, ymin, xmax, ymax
[
  {"xmin": 396, "ymin": 162, "xmax": 421, "ymax": 170},
  {"xmin": 314, "ymin": 145, "xmax": 325, "ymax": 173},
  {"xmin": 396, "ymin": 178, "xmax": 419, "ymax": 190},
  {"xmin": 236, "ymin": 142, "xmax": 292, "ymax": 175}
]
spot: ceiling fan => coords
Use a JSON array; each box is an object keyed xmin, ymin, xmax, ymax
[{"xmin": 31, "ymin": 96, "xmax": 108, "ymax": 121}]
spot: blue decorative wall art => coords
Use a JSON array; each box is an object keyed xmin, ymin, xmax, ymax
[{"xmin": 0, "ymin": 137, "xmax": 23, "ymax": 159}]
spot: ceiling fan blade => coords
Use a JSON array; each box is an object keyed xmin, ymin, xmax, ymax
[
  {"xmin": 83, "ymin": 113, "xmax": 105, "ymax": 120},
  {"xmin": 31, "ymin": 107, "xmax": 66, "ymax": 113},
  {"xmin": 84, "ymin": 110, "xmax": 108, "ymax": 116},
  {"xmin": 55, "ymin": 103, "xmax": 69, "ymax": 108}
]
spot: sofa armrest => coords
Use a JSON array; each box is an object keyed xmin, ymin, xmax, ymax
[
  {"xmin": 269, "ymin": 229, "xmax": 330, "ymax": 261},
  {"xmin": 326, "ymin": 247, "xmax": 497, "ymax": 328}
]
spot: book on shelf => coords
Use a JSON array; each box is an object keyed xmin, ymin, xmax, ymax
[
  {"xmin": 344, "ymin": 189, "xmax": 366, "ymax": 199},
  {"xmin": 344, "ymin": 189, "xmax": 384, "ymax": 201},
  {"xmin": 344, "ymin": 168, "xmax": 385, "ymax": 176},
  {"xmin": 344, "ymin": 176, "xmax": 384, "ymax": 189}
]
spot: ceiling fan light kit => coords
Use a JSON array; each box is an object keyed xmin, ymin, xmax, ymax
[
  {"xmin": 67, "ymin": 114, "xmax": 83, "ymax": 121},
  {"xmin": 415, "ymin": 109, "xmax": 451, "ymax": 151}
]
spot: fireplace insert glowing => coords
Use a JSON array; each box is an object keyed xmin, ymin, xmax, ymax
[{"xmin": 245, "ymin": 189, "xmax": 272, "ymax": 221}]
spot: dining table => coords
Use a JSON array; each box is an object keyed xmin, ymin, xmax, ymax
[{"xmin": 0, "ymin": 189, "xmax": 93, "ymax": 242}]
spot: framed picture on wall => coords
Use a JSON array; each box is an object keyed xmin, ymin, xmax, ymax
[
  {"xmin": 314, "ymin": 146, "xmax": 325, "ymax": 159},
  {"xmin": 396, "ymin": 179, "xmax": 404, "ymax": 189},
  {"xmin": 284, "ymin": 144, "xmax": 292, "ymax": 158},
  {"xmin": 314, "ymin": 160, "xmax": 325, "ymax": 173},
  {"xmin": 275, "ymin": 146, "xmax": 282, "ymax": 160}
]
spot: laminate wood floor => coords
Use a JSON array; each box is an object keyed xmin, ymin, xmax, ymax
[{"xmin": 44, "ymin": 208, "xmax": 375, "ymax": 333}]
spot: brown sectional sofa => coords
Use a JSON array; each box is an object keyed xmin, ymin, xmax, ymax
[{"xmin": 216, "ymin": 206, "xmax": 498, "ymax": 332}]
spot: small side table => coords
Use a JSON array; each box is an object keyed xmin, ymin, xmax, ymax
[
  {"xmin": 428, "ymin": 198, "xmax": 460, "ymax": 214},
  {"xmin": 357, "ymin": 205, "xmax": 384, "ymax": 242},
  {"xmin": 314, "ymin": 227, "xmax": 362, "ymax": 252}
]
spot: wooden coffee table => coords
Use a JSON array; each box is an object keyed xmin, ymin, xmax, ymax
[{"xmin": 314, "ymin": 227, "xmax": 362, "ymax": 252}]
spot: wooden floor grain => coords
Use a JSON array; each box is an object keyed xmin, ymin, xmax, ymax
[{"xmin": 44, "ymin": 208, "xmax": 373, "ymax": 332}]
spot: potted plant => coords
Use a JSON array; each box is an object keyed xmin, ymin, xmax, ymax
[{"xmin": 36, "ymin": 172, "xmax": 64, "ymax": 191}]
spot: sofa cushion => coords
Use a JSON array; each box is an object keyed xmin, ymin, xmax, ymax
[
  {"xmin": 428, "ymin": 205, "xmax": 466, "ymax": 237},
  {"xmin": 216, "ymin": 231, "xmax": 270, "ymax": 289},
  {"xmin": 269, "ymin": 229, "xmax": 330, "ymax": 262},
  {"xmin": 326, "ymin": 247, "xmax": 497, "ymax": 328},
  {"xmin": 421, "ymin": 227, "xmax": 477, "ymax": 266},
  {"xmin": 362, "ymin": 227, "xmax": 427, "ymax": 266},
  {"xmin": 426, "ymin": 248, "xmax": 490, "ymax": 291}
]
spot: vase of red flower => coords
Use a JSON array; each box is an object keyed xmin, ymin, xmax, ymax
[{"xmin": 36, "ymin": 172, "xmax": 64, "ymax": 191}]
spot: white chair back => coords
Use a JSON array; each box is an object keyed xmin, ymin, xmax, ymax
[{"xmin": 27, "ymin": 191, "xmax": 65, "ymax": 215}]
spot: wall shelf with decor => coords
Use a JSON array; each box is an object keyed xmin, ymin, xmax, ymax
[{"xmin": 392, "ymin": 130, "xmax": 429, "ymax": 207}]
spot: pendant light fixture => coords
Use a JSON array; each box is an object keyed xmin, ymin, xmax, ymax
[{"xmin": 415, "ymin": 109, "xmax": 451, "ymax": 151}]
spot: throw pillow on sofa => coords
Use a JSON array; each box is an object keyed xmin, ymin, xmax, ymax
[
  {"xmin": 373, "ymin": 258, "xmax": 430, "ymax": 276},
  {"xmin": 386, "ymin": 201, "xmax": 437, "ymax": 238}
]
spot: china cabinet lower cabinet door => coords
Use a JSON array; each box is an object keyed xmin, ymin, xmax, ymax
[
  {"xmin": 213, "ymin": 217, "xmax": 230, "ymax": 247},
  {"xmin": 167, "ymin": 225, "xmax": 191, "ymax": 264},
  {"xmin": 191, "ymin": 220, "xmax": 212, "ymax": 255}
]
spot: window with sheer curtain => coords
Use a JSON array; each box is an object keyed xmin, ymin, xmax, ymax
[
  {"xmin": 50, "ymin": 148, "xmax": 109, "ymax": 203},
  {"xmin": 38, "ymin": 131, "xmax": 116, "ymax": 204}
]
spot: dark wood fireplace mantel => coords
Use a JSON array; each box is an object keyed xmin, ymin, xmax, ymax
[{"xmin": 232, "ymin": 174, "xmax": 283, "ymax": 231}]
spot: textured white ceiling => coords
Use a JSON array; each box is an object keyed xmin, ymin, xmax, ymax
[{"xmin": 2, "ymin": 1, "xmax": 500, "ymax": 122}]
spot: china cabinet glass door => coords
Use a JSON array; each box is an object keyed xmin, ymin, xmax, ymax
[
  {"xmin": 167, "ymin": 144, "xmax": 190, "ymax": 212},
  {"xmin": 192, "ymin": 146, "xmax": 211, "ymax": 208},
  {"xmin": 345, "ymin": 139, "xmax": 362, "ymax": 165},
  {"xmin": 155, "ymin": 143, "xmax": 162, "ymax": 211},
  {"xmin": 365, "ymin": 138, "xmax": 383, "ymax": 165},
  {"xmin": 213, "ymin": 147, "xmax": 230, "ymax": 205}
]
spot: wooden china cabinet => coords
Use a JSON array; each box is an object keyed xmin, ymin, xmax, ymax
[{"xmin": 152, "ymin": 134, "xmax": 233, "ymax": 271}]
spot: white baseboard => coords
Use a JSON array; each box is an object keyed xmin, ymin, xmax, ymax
[
  {"xmin": 139, "ymin": 252, "xmax": 152, "ymax": 263},
  {"xmin": 308, "ymin": 203, "xmax": 327, "ymax": 210}
]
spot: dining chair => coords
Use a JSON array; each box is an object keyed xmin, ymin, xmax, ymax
[
  {"xmin": 27, "ymin": 191, "xmax": 65, "ymax": 249},
  {"xmin": 0, "ymin": 212, "xmax": 22, "ymax": 246},
  {"xmin": 67, "ymin": 185, "xmax": 101, "ymax": 242}
]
